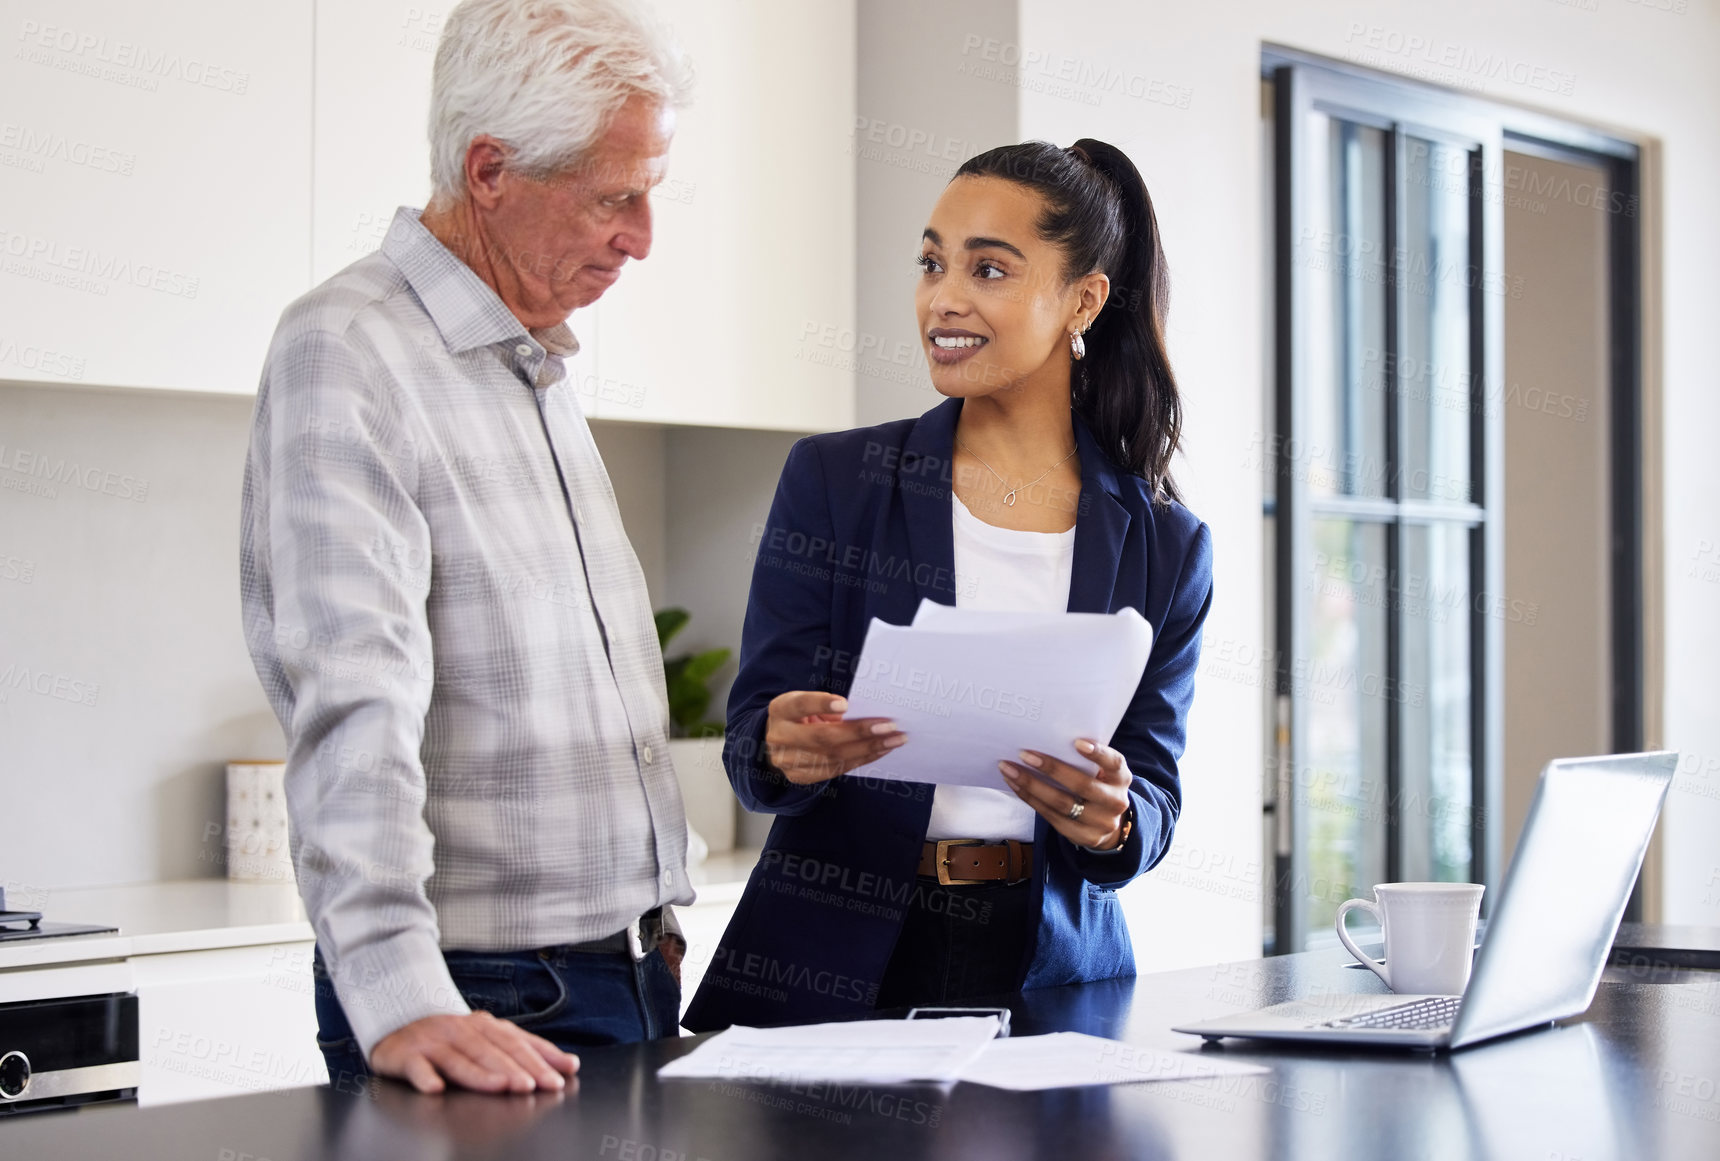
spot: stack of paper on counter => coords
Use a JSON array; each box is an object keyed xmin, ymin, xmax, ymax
[
  {"xmin": 656, "ymin": 1015, "xmax": 1001, "ymax": 1085},
  {"xmin": 839, "ymin": 599, "xmax": 1155, "ymax": 791},
  {"xmin": 658, "ymin": 1022, "xmax": 1268, "ymax": 1092}
]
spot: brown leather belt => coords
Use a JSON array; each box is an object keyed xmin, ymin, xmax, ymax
[{"xmin": 917, "ymin": 839, "xmax": 1033, "ymax": 886}]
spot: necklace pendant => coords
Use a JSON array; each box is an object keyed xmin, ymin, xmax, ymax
[{"xmin": 1003, "ymin": 489, "xmax": 1018, "ymax": 507}]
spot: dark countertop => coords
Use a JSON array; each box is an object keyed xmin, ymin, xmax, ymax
[
  {"xmin": 5, "ymin": 946, "xmax": 1718, "ymax": 1160},
  {"xmin": 1613, "ymin": 921, "xmax": 1720, "ymax": 970}
]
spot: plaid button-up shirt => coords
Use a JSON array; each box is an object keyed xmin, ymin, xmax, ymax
[{"xmin": 240, "ymin": 207, "xmax": 691, "ymax": 1056}]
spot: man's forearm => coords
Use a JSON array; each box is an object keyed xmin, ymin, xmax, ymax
[
  {"xmin": 298, "ymin": 872, "xmax": 471, "ymax": 1060},
  {"xmin": 247, "ymin": 327, "xmax": 465, "ymax": 1063}
]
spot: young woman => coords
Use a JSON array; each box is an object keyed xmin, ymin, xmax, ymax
[{"xmin": 682, "ymin": 140, "xmax": 1213, "ymax": 1031}]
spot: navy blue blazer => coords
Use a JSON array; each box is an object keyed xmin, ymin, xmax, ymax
[{"xmin": 681, "ymin": 397, "xmax": 1213, "ymax": 1032}]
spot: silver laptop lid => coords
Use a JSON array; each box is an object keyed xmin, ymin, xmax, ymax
[{"xmin": 1451, "ymin": 752, "xmax": 1676, "ymax": 1049}]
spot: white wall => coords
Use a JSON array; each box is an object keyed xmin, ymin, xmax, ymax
[
  {"xmin": 1009, "ymin": 1, "xmax": 1266, "ymax": 967},
  {"xmin": 0, "ymin": 402, "xmax": 800, "ymax": 897},
  {"xmin": 589, "ymin": 421, "xmax": 670, "ymax": 599},
  {"xmin": 855, "ymin": 0, "xmax": 1019, "ymax": 428},
  {"xmin": 588, "ymin": 420, "xmax": 804, "ymax": 728},
  {"xmin": 1010, "ymin": 0, "xmax": 1720, "ymax": 930},
  {"xmin": 852, "ymin": 0, "xmax": 1266, "ymax": 970},
  {"xmin": 1501, "ymin": 150, "xmax": 1612, "ymax": 869},
  {"xmin": 663, "ymin": 427, "xmax": 804, "ymax": 717},
  {"xmin": 0, "ymin": 381, "xmax": 282, "ymax": 894}
]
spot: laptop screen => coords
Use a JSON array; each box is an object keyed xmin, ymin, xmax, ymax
[{"xmin": 1451, "ymin": 752, "xmax": 1676, "ymax": 1048}]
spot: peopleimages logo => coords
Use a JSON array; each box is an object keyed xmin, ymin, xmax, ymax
[
  {"xmin": 0, "ymin": 228, "xmax": 199, "ymax": 299},
  {"xmin": 705, "ymin": 947, "xmax": 879, "ymax": 1006},
  {"xmin": 0, "ymin": 663, "xmax": 99, "ymax": 708},
  {"xmin": 851, "ymin": 656, "xmax": 1043, "ymax": 721},
  {"xmin": 0, "ymin": 122, "xmax": 136, "ymax": 175},
  {"xmin": 957, "ymin": 34, "xmax": 1194, "ymax": 110},
  {"xmin": 1341, "ymin": 24, "xmax": 1576, "ymax": 96},
  {"xmin": 15, "ymin": 20, "xmax": 251, "ymax": 95},
  {"xmin": 0, "ymin": 442, "xmax": 148, "ymax": 501},
  {"xmin": 0, "ymin": 336, "xmax": 84, "ymax": 380}
]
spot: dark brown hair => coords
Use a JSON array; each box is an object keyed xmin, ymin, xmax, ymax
[{"xmin": 954, "ymin": 139, "xmax": 1183, "ymax": 502}]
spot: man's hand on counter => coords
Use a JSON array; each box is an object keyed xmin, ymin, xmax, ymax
[{"xmin": 369, "ymin": 1010, "xmax": 580, "ymax": 1095}]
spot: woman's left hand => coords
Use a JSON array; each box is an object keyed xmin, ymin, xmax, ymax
[{"xmin": 999, "ymin": 740, "xmax": 1132, "ymax": 850}]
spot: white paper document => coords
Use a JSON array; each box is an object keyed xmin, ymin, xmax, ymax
[
  {"xmin": 957, "ymin": 1031, "xmax": 1269, "ymax": 1092},
  {"xmin": 657, "ymin": 1015, "xmax": 1001, "ymax": 1085},
  {"xmin": 839, "ymin": 599, "xmax": 1154, "ymax": 790},
  {"xmin": 658, "ymin": 1023, "xmax": 1268, "ymax": 1093}
]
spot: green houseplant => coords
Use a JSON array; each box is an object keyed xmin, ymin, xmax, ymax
[
  {"xmin": 655, "ymin": 607, "xmax": 730, "ymax": 739},
  {"xmin": 656, "ymin": 607, "xmax": 735, "ymax": 857}
]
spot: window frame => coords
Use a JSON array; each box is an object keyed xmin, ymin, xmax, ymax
[{"xmin": 1262, "ymin": 46, "xmax": 1645, "ymax": 952}]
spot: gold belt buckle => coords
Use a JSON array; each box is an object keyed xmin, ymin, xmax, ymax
[{"xmin": 935, "ymin": 839, "xmax": 989, "ymax": 886}]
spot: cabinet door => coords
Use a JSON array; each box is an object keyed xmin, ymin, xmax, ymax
[
  {"xmin": 131, "ymin": 942, "xmax": 327, "ymax": 1105},
  {"xmin": 0, "ymin": 0, "xmax": 312, "ymax": 393},
  {"xmin": 310, "ymin": 0, "xmax": 436, "ymax": 283},
  {"xmin": 307, "ymin": 0, "xmax": 853, "ymax": 431},
  {"xmin": 591, "ymin": 0, "xmax": 855, "ymax": 432}
]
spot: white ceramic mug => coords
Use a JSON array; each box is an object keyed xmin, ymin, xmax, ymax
[{"xmin": 1335, "ymin": 882, "xmax": 1485, "ymax": 995}]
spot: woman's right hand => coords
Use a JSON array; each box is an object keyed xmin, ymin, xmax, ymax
[{"xmin": 762, "ymin": 692, "xmax": 906, "ymax": 785}]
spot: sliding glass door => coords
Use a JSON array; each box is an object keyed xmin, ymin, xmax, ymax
[
  {"xmin": 1267, "ymin": 63, "xmax": 1506, "ymax": 952},
  {"xmin": 1264, "ymin": 50, "xmax": 1646, "ymax": 955}
]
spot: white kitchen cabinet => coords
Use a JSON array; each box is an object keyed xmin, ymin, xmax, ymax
[
  {"xmin": 313, "ymin": 0, "xmax": 855, "ymax": 433},
  {"xmin": 0, "ymin": 882, "xmax": 324, "ymax": 1105},
  {"xmin": 0, "ymin": 0, "xmax": 313, "ymax": 393},
  {"xmin": 309, "ymin": 1, "xmax": 437, "ymax": 284},
  {"xmin": 131, "ymin": 941, "xmax": 327, "ymax": 1106},
  {"xmin": 589, "ymin": 0, "xmax": 856, "ymax": 432},
  {"xmin": 0, "ymin": 960, "xmax": 134, "ymax": 1005},
  {"xmin": 308, "ymin": 1, "xmax": 597, "ymax": 394},
  {"xmin": 3, "ymin": 0, "xmax": 853, "ymax": 428}
]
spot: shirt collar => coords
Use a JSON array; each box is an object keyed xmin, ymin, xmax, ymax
[
  {"xmin": 532, "ymin": 322, "xmax": 579, "ymax": 358},
  {"xmin": 382, "ymin": 206, "xmax": 580, "ymax": 359}
]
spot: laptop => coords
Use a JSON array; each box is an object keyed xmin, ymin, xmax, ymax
[{"xmin": 1173, "ymin": 751, "xmax": 1678, "ymax": 1051}]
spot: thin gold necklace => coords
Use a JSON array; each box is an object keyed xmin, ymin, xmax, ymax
[{"xmin": 955, "ymin": 435, "xmax": 1078, "ymax": 508}]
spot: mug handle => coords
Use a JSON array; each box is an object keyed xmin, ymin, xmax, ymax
[{"xmin": 1335, "ymin": 898, "xmax": 1392, "ymax": 989}]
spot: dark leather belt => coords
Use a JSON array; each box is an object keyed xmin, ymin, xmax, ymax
[
  {"xmin": 561, "ymin": 906, "xmax": 665, "ymax": 957},
  {"xmin": 917, "ymin": 839, "xmax": 1033, "ymax": 886}
]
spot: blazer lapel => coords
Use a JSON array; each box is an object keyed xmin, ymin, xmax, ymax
[
  {"xmin": 1066, "ymin": 414, "xmax": 1131, "ymax": 615},
  {"xmin": 898, "ymin": 398, "xmax": 1129, "ymax": 614},
  {"xmin": 897, "ymin": 397, "xmax": 963, "ymax": 609}
]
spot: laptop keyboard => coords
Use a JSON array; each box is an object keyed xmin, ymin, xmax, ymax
[{"xmin": 1322, "ymin": 995, "xmax": 1462, "ymax": 1031}]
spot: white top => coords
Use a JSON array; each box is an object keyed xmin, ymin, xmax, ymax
[{"xmin": 925, "ymin": 493, "xmax": 1078, "ymax": 841}]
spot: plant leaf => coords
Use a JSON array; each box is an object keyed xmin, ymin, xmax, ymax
[
  {"xmin": 654, "ymin": 607, "xmax": 690, "ymax": 651},
  {"xmin": 680, "ymin": 648, "xmax": 731, "ymax": 686}
]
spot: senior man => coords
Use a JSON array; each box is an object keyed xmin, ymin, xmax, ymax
[{"xmin": 240, "ymin": 0, "xmax": 694, "ymax": 1096}]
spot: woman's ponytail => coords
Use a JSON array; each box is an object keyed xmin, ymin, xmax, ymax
[{"xmin": 953, "ymin": 139, "xmax": 1183, "ymax": 503}]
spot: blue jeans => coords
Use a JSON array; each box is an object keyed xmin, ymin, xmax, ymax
[{"xmin": 313, "ymin": 942, "xmax": 681, "ymax": 1086}]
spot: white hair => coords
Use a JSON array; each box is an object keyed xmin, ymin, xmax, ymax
[{"xmin": 427, "ymin": 0, "xmax": 693, "ymax": 206}]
